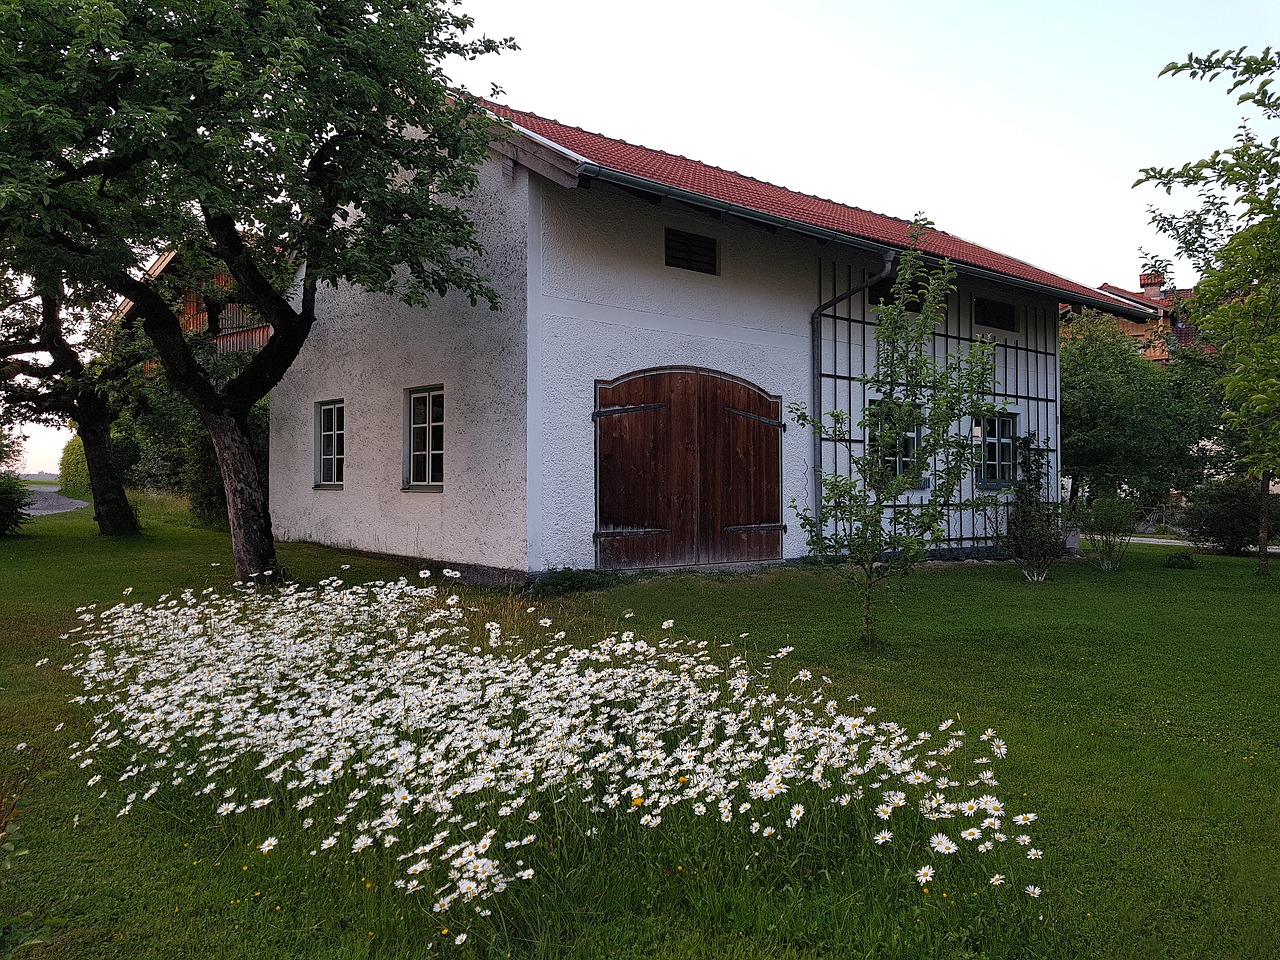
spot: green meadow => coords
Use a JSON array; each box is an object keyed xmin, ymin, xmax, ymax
[{"xmin": 2, "ymin": 497, "xmax": 1276, "ymax": 959}]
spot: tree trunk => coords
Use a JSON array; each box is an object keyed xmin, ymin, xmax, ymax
[
  {"xmin": 203, "ymin": 409, "xmax": 277, "ymax": 581},
  {"xmin": 75, "ymin": 392, "xmax": 140, "ymax": 537},
  {"xmin": 861, "ymin": 582, "xmax": 873, "ymax": 647},
  {"xmin": 1259, "ymin": 470, "xmax": 1271, "ymax": 577}
]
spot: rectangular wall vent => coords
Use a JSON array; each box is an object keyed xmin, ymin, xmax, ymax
[{"xmin": 665, "ymin": 228, "xmax": 719, "ymax": 275}]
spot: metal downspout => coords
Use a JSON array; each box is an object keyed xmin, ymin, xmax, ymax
[{"xmin": 807, "ymin": 250, "xmax": 898, "ymax": 524}]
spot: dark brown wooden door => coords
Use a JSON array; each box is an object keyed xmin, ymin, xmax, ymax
[{"xmin": 594, "ymin": 367, "xmax": 782, "ymax": 569}]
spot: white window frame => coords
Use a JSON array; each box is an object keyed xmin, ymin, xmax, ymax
[
  {"xmin": 315, "ymin": 399, "xmax": 345, "ymax": 488},
  {"xmin": 977, "ymin": 413, "xmax": 1018, "ymax": 487},
  {"xmin": 403, "ymin": 386, "xmax": 444, "ymax": 490},
  {"xmin": 868, "ymin": 399, "xmax": 929, "ymax": 489}
]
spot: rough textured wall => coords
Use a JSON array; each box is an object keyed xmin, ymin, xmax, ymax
[
  {"xmin": 270, "ymin": 156, "xmax": 529, "ymax": 569},
  {"xmin": 527, "ymin": 178, "xmax": 824, "ymax": 570}
]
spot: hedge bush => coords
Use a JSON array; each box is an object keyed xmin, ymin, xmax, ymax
[
  {"xmin": 117, "ymin": 379, "xmax": 269, "ymax": 528},
  {"xmin": 1182, "ymin": 477, "xmax": 1280, "ymax": 556},
  {"xmin": 58, "ymin": 436, "xmax": 91, "ymax": 499},
  {"xmin": 0, "ymin": 471, "xmax": 34, "ymax": 536}
]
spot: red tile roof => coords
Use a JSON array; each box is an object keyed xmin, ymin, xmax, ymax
[
  {"xmin": 487, "ymin": 101, "xmax": 1143, "ymax": 313},
  {"xmin": 1174, "ymin": 325, "xmax": 1213, "ymax": 351}
]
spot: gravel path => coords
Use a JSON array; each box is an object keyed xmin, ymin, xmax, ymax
[{"xmin": 25, "ymin": 484, "xmax": 88, "ymax": 516}]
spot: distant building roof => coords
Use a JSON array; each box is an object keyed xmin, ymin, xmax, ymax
[
  {"xmin": 1099, "ymin": 281, "xmax": 1193, "ymax": 311},
  {"xmin": 1099, "ymin": 282, "xmax": 1171, "ymax": 310}
]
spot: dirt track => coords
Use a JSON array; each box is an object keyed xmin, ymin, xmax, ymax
[{"xmin": 25, "ymin": 484, "xmax": 88, "ymax": 516}]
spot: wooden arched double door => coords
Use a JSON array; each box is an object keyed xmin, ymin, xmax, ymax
[{"xmin": 593, "ymin": 367, "xmax": 783, "ymax": 569}]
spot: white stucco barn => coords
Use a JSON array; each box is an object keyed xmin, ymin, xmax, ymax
[{"xmin": 269, "ymin": 102, "xmax": 1146, "ymax": 576}]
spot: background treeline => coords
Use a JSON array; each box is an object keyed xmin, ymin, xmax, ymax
[{"xmin": 59, "ymin": 380, "xmax": 269, "ymax": 529}]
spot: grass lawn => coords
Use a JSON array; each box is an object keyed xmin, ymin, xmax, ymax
[{"xmin": 2, "ymin": 497, "xmax": 1277, "ymax": 959}]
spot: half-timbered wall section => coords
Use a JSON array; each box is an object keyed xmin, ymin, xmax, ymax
[{"xmin": 816, "ymin": 259, "xmax": 1061, "ymax": 551}]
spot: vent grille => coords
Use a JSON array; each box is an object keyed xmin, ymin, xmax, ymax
[{"xmin": 665, "ymin": 228, "xmax": 719, "ymax": 275}]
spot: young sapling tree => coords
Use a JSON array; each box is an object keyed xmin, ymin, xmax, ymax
[{"xmin": 791, "ymin": 222, "xmax": 997, "ymax": 645}]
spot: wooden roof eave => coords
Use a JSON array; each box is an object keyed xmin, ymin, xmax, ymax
[{"xmin": 489, "ymin": 121, "xmax": 582, "ymax": 189}]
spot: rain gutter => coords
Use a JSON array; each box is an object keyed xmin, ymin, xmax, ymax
[{"xmin": 573, "ymin": 162, "xmax": 1153, "ymax": 320}]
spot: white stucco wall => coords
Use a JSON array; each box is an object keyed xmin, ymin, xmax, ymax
[
  {"xmin": 270, "ymin": 144, "xmax": 1063, "ymax": 573},
  {"xmin": 527, "ymin": 178, "xmax": 834, "ymax": 571},
  {"xmin": 270, "ymin": 155, "xmax": 530, "ymax": 569}
]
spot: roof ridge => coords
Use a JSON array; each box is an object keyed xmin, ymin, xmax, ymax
[
  {"xmin": 485, "ymin": 99, "xmax": 947, "ymax": 239},
  {"xmin": 480, "ymin": 98, "xmax": 1148, "ymax": 316}
]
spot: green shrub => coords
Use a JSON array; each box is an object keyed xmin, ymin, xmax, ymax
[
  {"xmin": 57, "ymin": 436, "xmax": 91, "ymax": 498},
  {"xmin": 1182, "ymin": 477, "xmax": 1279, "ymax": 556},
  {"xmin": 1081, "ymin": 496, "xmax": 1136, "ymax": 572},
  {"xmin": 0, "ymin": 472, "xmax": 34, "ymax": 536},
  {"xmin": 118, "ymin": 392, "xmax": 200, "ymax": 494},
  {"xmin": 990, "ymin": 437, "xmax": 1068, "ymax": 583},
  {"xmin": 107, "ymin": 428, "xmax": 142, "ymax": 487},
  {"xmin": 527, "ymin": 566, "xmax": 627, "ymax": 597},
  {"xmin": 57, "ymin": 430, "xmax": 146, "ymax": 502},
  {"xmin": 182, "ymin": 428, "xmax": 226, "ymax": 527},
  {"xmin": 1163, "ymin": 550, "xmax": 1199, "ymax": 569}
]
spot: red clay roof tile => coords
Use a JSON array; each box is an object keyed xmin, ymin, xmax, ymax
[{"xmin": 488, "ymin": 101, "xmax": 1139, "ymax": 311}]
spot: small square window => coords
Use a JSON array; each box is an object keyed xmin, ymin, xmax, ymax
[
  {"xmin": 315, "ymin": 400, "xmax": 345, "ymax": 487},
  {"xmin": 405, "ymin": 387, "xmax": 444, "ymax": 488},
  {"xmin": 974, "ymin": 296, "xmax": 1018, "ymax": 332},
  {"xmin": 868, "ymin": 275, "xmax": 926, "ymax": 314}
]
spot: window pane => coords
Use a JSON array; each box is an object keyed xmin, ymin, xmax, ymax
[
  {"xmin": 322, "ymin": 406, "xmax": 333, "ymax": 432},
  {"xmin": 430, "ymin": 452, "xmax": 444, "ymax": 483},
  {"xmin": 412, "ymin": 395, "xmax": 428, "ymax": 426},
  {"xmin": 431, "ymin": 424, "xmax": 444, "ymax": 452},
  {"xmin": 322, "ymin": 434, "xmax": 334, "ymax": 457},
  {"xmin": 334, "ymin": 460, "xmax": 344, "ymax": 484},
  {"xmin": 412, "ymin": 424, "xmax": 427, "ymax": 455},
  {"xmin": 412, "ymin": 452, "xmax": 426, "ymax": 484},
  {"xmin": 431, "ymin": 392, "xmax": 444, "ymax": 424},
  {"xmin": 335, "ymin": 433, "xmax": 344, "ymax": 457},
  {"xmin": 335, "ymin": 406, "xmax": 344, "ymax": 432},
  {"xmin": 322, "ymin": 459, "xmax": 333, "ymax": 484}
]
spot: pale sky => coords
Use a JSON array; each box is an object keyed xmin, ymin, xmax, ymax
[{"xmin": 15, "ymin": 0, "xmax": 1278, "ymax": 473}]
